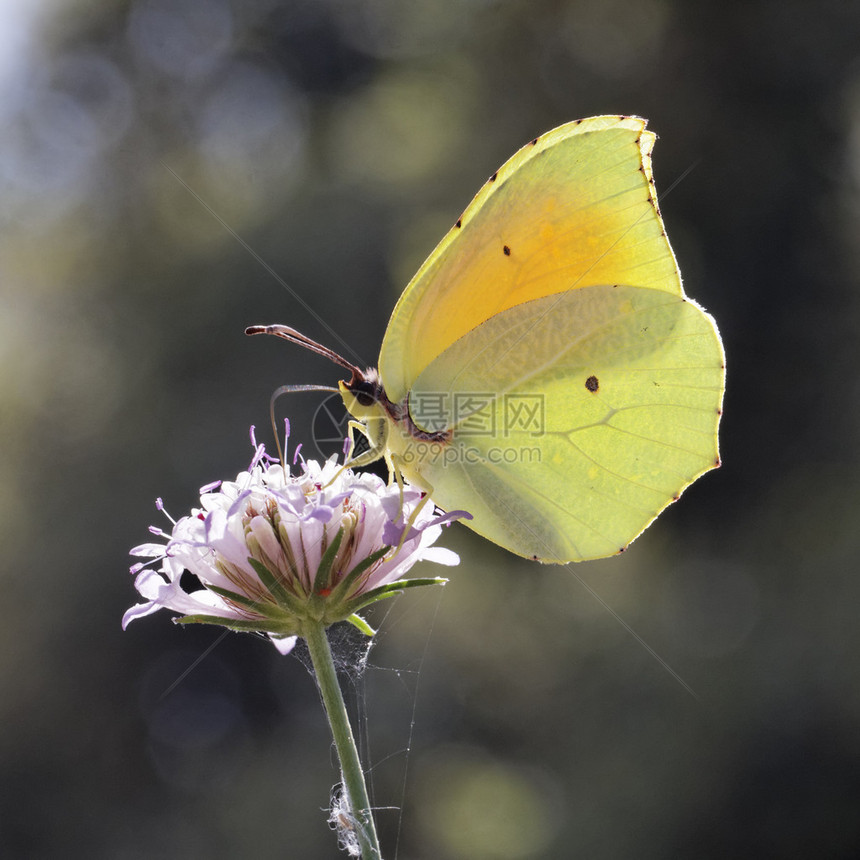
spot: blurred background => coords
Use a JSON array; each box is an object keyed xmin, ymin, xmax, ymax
[{"xmin": 2, "ymin": 0, "xmax": 859, "ymax": 857}]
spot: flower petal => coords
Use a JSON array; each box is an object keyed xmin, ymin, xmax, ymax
[
  {"xmin": 418, "ymin": 546, "xmax": 460, "ymax": 566},
  {"xmin": 269, "ymin": 634, "xmax": 298, "ymax": 655}
]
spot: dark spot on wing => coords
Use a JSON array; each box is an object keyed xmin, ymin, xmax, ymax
[
  {"xmin": 503, "ymin": 245, "xmax": 511, "ymax": 256},
  {"xmin": 455, "ymin": 218, "xmax": 462, "ymax": 228},
  {"xmin": 585, "ymin": 375, "xmax": 599, "ymax": 392},
  {"xmin": 489, "ymin": 171, "xmax": 498, "ymax": 182}
]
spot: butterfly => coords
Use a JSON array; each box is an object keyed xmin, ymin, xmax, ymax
[{"xmin": 248, "ymin": 116, "xmax": 725, "ymax": 563}]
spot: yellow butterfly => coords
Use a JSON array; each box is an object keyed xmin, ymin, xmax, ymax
[{"xmin": 249, "ymin": 115, "xmax": 725, "ymax": 564}]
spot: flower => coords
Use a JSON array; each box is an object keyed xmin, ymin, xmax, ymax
[{"xmin": 124, "ymin": 431, "xmax": 463, "ymax": 654}]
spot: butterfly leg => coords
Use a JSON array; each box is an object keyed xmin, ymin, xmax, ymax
[
  {"xmin": 384, "ymin": 452, "xmax": 437, "ymax": 557},
  {"xmin": 326, "ymin": 422, "xmax": 441, "ymax": 559},
  {"xmin": 323, "ymin": 418, "xmax": 390, "ymax": 489}
]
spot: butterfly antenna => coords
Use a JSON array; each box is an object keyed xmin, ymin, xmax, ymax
[
  {"xmin": 246, "ymin": 324, "xmax": 364, "ymax": 381},
  {"xmin": 246, "ymin": 325, "xmax": 364, "ymax": 465}
]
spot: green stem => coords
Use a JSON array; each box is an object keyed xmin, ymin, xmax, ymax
[{"xmin": 304, "ymin": 621, "xmax": 382, "ymax": 860}]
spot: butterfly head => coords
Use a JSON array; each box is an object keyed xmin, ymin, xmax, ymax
[{"xmin": 339, "ymin": 367, "xmax": 388, "ymax": 421}]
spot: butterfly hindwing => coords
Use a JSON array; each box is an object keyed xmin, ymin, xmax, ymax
[{"xmin": 401, "ymin": 286, "xmax": 723, "ymax": 561}]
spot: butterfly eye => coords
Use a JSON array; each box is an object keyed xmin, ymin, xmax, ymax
[{"xmin": 351, "ymin": 381, "xmax": 378, "ymax": 407}]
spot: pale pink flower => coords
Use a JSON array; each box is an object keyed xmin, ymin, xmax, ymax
[{"xmin": 124, "ymin": 433, "xmax": 461, "ymax": 653}]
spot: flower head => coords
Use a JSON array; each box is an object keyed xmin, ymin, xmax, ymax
[{"xmin": 124, "ymin": 432, "xmax": 462, "ymax": 653}]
